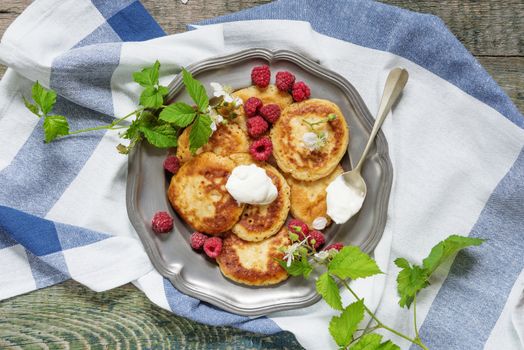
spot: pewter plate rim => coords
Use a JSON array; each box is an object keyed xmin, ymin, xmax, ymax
[{"xmin": 126, "ymin": 48, "xmax": 393, "ymax": 316}]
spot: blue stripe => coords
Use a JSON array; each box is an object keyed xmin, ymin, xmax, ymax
[
  {"xmin": 91, "ymin": 0, "xmax": 135, "ymax": 19},
  {"xmin": 55, "ymin": 222, "xmax": 111, "ymax": 250},
  {"xmin": 412, "ymin": 147, "xmax": 524, "ymax": 349},
  {"xmin": 162, "ymin": 278, "xmax": 281, "ymax": 333},
  {"xmin": 197, "ymin": 0, "xmax": 523, "ymax": 127},
  {"xmin": 107, "ymin": 1, "xmax": 165, "ymax": 42},
  {"xmin": 0, "ymin": 206, "xmax": 62, "ymax": 256},
  {"xmin": 26, "ymin": 251, "xmax": 70, "ymax": 288}
]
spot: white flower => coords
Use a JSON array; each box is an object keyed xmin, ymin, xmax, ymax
[
  {"xmin": 283, "ymin": 238, "xmax": 309, "ymax": 267},
  {"xmin": 233, "ymin": 96, "xmax": 243, "ymax": 108},
  {"xmin": 208, "ymin": 107, "xmax": 224, "ymax": 132},
  {"xmin": 302, "ymin": 131, "xmax": 329, "ymax": 150},
  {"xmin": 210, "ymin": 82, "xmax": 234, "ymax": 103},
  {"xmin": 313, "ymin": 250, "xmax": 330, "ymax": 262},
  {"xmin": 312, "ymin": 216, "xmax": 328, "ymax": 230}
]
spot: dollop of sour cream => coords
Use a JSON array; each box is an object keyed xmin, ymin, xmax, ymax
[
  {"xmin": 326, "ymin": 176, "xmax": 365, "ymax": 224},
  {"xmin": 225, "ymin": 164, "xmax": 278, "ymax": 205}
]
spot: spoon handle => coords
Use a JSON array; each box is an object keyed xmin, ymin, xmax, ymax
[{"xmin": 354, "ymin": 67, "xmax": 409, "ymax": 172}]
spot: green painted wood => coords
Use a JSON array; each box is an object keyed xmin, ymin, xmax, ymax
[{"xmin": 0, "ymin": 0, "xmax": 522, "ymax": 348}]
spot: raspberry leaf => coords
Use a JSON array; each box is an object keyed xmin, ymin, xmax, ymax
[
  {"xmin": 277, "ymin": 255, "xmax": 313, "ymax": 278},
  {"xmin": 349, "ymin": 333, "xmax": 383, "ymax": 350},
  {"xmin": 32, "ymin": 81, "xmax": 56, "ymax": 115},
  {"xmin": 328, "ymin": 246, "xmax": 383, "ymax": 280},
  {"xmin": 189, "ymin": 114, "xmax": 212, "ymax": 154},
  {"xmin": 139, "ymin": 124, "xmax": 178, "ymax": 148},
  {"xmin": 394, "ymin": 258, "xmax": 429, "ymax": 308},
  {"xmin": 140, "ymin": 86, "xmax": 167, "ymax": 109},
  {"xmin": 182, "ymin": 68, "xmax": 209, "ymax": 112},
  {"xmin": 376, "ymin": 340, "xmax": 401, "ymax": 350},
  {"xmin": 316, "ymin": 273, "xmax": 342, "ymax": 310},
  {"xmin": 23, "ymin": 96, "xmax": 40, "ymax": 117},
  {"xmin": 159, "ymin": 102, "xmax": 196, "ymax": 127},
  {"xmin": 329, "ymin": 299, "xmax": 364, "ymax": 347},
  {"xmin": 133, "ymin": 60, "xmax": 160, "ymax": 87},
  {"xmin": 43, "ymin": 115, "xmax": 69, "ymax": 143},
  {"xmin": 422, "ymin": 235, "xmax": 485, "ymax": 275}
]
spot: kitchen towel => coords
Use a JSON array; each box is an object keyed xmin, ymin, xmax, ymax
[{"xmin": 0, "ymin": 0, "xmax": 523, "ymax": 349}]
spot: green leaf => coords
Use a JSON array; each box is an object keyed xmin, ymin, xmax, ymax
[
  {"xmin": 132, "ymin": 60, "xmax": 160, "ymax": 87},
  {"xmin": 277, "ymin": 256, "xmax": 313, "ymax": 278},
  {"xmin": 23, "ymin": 96, "xmax": 40, "ymax": 117},
  {"xmin": 329, "ymin": 300, "xmax": 365, "ymax": 347},
  {"xmin": 159, "ymin": 102, "xmax": 196, "ymax": 127},
  {"xmin": 140, "ymin": 86, "xmax": 165, "ymax": 109},
  {"xmin": 377, "ymin": 340, "xmax": 401, "ymax": 350},
  {"xmin": 32, "ymin": 81, "xmax": 56, "ymax": 115},
  {"xmin": 316, "ymin": 273, "xmax": 343, "ymax": 310},
  {"xmin": 139, "ymin": 124, "xmax": 178, "ymax": 148},
  {"xmin": 43, "ymin": 115, "xmax": 69, "ymax": 143},
  {"xmin": 182, "ymin": 68, "xmax": 209, "ymax": 112},
  {"xmin": 394, "ymin": 258, "xmax": 429, "ymax": 308},
  {"xmin": 349, "ymin": 333, "xmax": 383, "ymax": 350},
  {"xmin": 189, "ymin": 114, "xmax": 212, "ymax": 154},
  {"xmin": 328, "ymin": 246, "xmax": 383, "ymax": 280},
  {"xmin": 423, "ymin": 235, "xmax": 485, "ymax": 275}
]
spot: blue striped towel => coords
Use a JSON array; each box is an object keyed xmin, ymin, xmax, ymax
[{"xmin": 0, "ymin": 1, "xmax": 523, "ymax": 349}]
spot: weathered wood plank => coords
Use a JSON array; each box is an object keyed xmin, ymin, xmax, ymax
[{"xmin": 0, "ymin": 280, "xmax": 303, "ymax": 349}]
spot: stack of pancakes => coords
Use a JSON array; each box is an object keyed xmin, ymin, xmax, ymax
[{"xmin": 168, "ymin": 84, "xmax": 349, "ymax": 286}]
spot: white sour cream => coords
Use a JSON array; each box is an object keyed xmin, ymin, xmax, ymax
[
  {"xmin": 225, "ymin": 164, "xmax": 278, "ymax": 205},
  {"xmin": 326, "ymin": 176, "xmax": 365, "ymax": 224}
]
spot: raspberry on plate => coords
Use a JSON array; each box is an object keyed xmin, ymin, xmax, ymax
[
  {"xmin": 323, "ymin": 242, "xmax": 344, "ymax": 251},
  {"xmin": 251, "ymin": 65, "xmax": 271, "ymax": 88},
  {"xmin": 249, "ymin": 137, "xmax": 273, "ymax": 162},
  {"xmin": 307, "ymin": 230, "xmax": 325, "ymax": 250},
  {"xmin": 275, "ymin": 71, "xmax": 295, "ymax": 91},
  {"xmin": 151, "ymin": 211, "xmax": 173, "ymax": 233},
  {"xmin": 244, "ymin": 97, "xmax": 263, "ymax": 117},
  {"xmin": 287, "ymin": 219, "xmax": 309, "ymax": 240},
  {"xmin": 259, "ymin": 104, "xmax": 281, "ymax": 124},
  {"xmin": 204, "ymin": 237, "xmax": 223, "ymax": 258},
  {"xmin": 292, "ymin": 81, "xmax": 311, "ymax": 102},
  {"xmin": 190, "ymin": 232, "xmax": 207, "ymax": 250},
  {"xmin": 163, "ymin": 155, "xmax": 180, "ymax": 175},
  {"xmin": 247, "ymin": 116, "xmax": 268, "ymax": 138}
]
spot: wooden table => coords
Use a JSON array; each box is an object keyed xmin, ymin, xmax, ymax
[{"xmin": 0, "ymin": 1, "xmax": 522, "ymax": 348}]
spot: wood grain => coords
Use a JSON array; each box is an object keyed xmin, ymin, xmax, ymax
[
  {"xmin": 0, "ymin": 0, "xmax": 522, "ymax": 348},
  {"xmin": 0, "ymin": 280, "xmax": 303, "ymax": 349}
]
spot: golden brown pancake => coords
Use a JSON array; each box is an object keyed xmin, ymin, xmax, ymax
[
  {"xmin": 216, "ymin": 228, "xmax": 290, "ymax": 286},
  {"xmin": 287, "ymin": 165, "xmax": 343, "ymax": 228},
  {"xmin": 228, "ymin": 153, "xmax": 290, "ymax": 242},
  {"xmin": 233, "ymin": 84, "xmax": 293, "ymax": 111},
  {"xmin": 167, "ymin": 152, "xmax": 244, "ymax": 234},
  {"xmin": 176, "ymin": 122, "xmax": 249, "ymax": 163},
  {"xmin": 271, "ymin": 99, "xmax": 349, "ymax": 181}
]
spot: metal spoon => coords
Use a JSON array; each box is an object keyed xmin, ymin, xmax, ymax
[{"xmin": 337, "ymin": 67, "xmax": 409, "ymax": 216}]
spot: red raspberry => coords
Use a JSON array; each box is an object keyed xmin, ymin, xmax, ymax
[
  {"xmin": 203, "ymin": 237, "xmax": 223, "ymax": 259},
  {"xmin": 251, "ymin": 65, "xmax": 271, "ymax": 88},
  {"xmin": 190, "ymin": 232, "xmax": 207, "ymax": 250},
  {"xmin": 292, "ymin": 81, "xmax": 311, "ymax": 102},
  {"xmin": 243, "ymin": 97, "xmax": 263, "ymax": 117},
  {"xmin": 323, "ymin": 242, "xmax": 344, "ymax": 251},
  {"xmin": 249, "ymin": 137, "xmax": 273, "ymax": 162},
  {"xmin": 287, "ymin": 219, "xmax": 309, "ymax": 240},
  {"xmin": 151, "ymin": 211, "xmax": 173, "ymax": 233},
  {"xmin": 163, "ymin": 155, "xmax": 180, "ymax": 174},
  {"xmin": 259, "ymin": 104, "xmax": 281, "ymax": 124},
  {"xmin": 247, "ymin": 116, "xmax": 268, "ymax": 138},
  {"xmin": 307, "ymin": 230, "xmax": 326, "ymax": 250},
  {"xmin": 276, "ymin": 71, "xmax": 295, "ymax": 91}
]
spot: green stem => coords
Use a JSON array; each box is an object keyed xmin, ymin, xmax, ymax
[
  {"xmin": 414, "ymin": 294, "xmax": 419, "ymax": 339},
  {"xmin": 339, "ymin": 279, "xmax": 429, "ymax": 350},
  {"xmin": 68, "ymin": 107, "xmax": 144, "ymax": 136}
]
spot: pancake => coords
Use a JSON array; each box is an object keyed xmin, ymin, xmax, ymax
[
  {"xmin": 229, "ymin": 153, "xmax": 290, "ymax": 242},
  {"xmin": 167, "ymin": 152, "xmax": 244, "ymax": 234},
  {"xmin": 271, "ymin": 99, "xmax": 349, "ymax": 181},
  {"xmin": 287, "ymin": 165, "xmax": 343, "ymax": 228},
  {"xmin": 233, "ymin": 84, "xmax": 293, "ymax": 111},
  {"xmin": 216, "ymin": 228, "xmax": 290, "ymax": 286},
  {"xmin": 176, "ymin": 122, "xmax": 249, "ymax": 163}
]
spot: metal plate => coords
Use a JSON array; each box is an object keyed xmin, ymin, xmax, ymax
[{"xmin": 126, "ymin": 48, "xmax": 393, "ymax": 316}]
